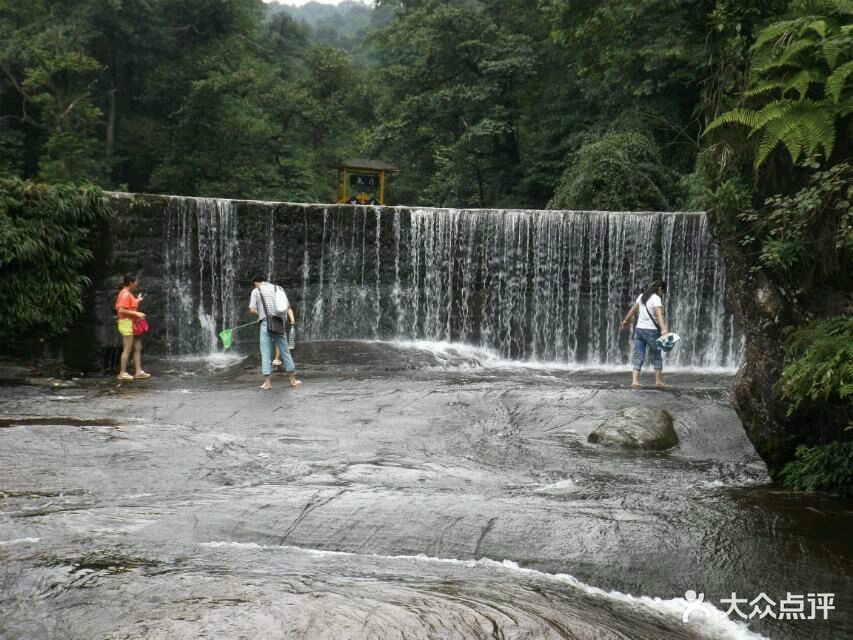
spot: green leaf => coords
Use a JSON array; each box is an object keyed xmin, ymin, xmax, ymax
[{"xmin": 826, "ymin": 60, "xmax": 853, "ymax": 102}]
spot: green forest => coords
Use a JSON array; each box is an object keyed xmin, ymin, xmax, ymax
[
  {"xmin": 1, "ymin": 0, "xmax": 850, "ymax": 208},
  {"xmin": 0, "ymin": 0, "xmax": 851, "ymax": 492}
]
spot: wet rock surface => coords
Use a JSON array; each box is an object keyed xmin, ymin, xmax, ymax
[
  {"xmin": 1, "ymin": 342, "xmax": 851, "ymax": 640},
  {"xmin": 588, "ymin": 408, "xmax": 678, "ymax": 450}
]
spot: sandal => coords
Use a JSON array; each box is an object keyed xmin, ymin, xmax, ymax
[
  {"xmin": 134, "ymin": 371, "xmax": 151, "ymax": 379},
  {"xmin": 272, "ymin": 359, "xmax": 282, "ymax": 367},
  {"xmin": 260, "ymin": 383, "xmax": 272, "ymax": 390},
  {"xmin": 117, "ymin": 372, "xmax": 134, "ymax": 381},
  {"xmin": 289, "ymin": 379, "xmax": 302, "ymax": 387}
]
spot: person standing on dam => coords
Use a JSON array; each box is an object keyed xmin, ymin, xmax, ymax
[
  {"xmin": 620, "ymin": 280, "xmax": 668, "ymax": 387},
  {"xmin": 248, "ymin": 276, "xmax": 301, "ymax": 390}
]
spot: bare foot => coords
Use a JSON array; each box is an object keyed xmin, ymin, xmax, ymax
[
  {"xmin": 290, "ymin": 379, "xmax": 302, "ymax": 387},
  {"xmin": 260, "ymin": 382, "xmax": 272, "ymax": 390},
  {"xmin": 631, "ymin": 382, "xmax": 641, "ymax": 387},
  {"xmin": 656, "ymin": 382, "xmax": 666, "ymax": 387}
]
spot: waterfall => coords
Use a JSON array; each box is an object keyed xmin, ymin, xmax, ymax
[
  {"xmin": 159, "ymin": 198, "xmax": 741, "ymax": 369},
  {"xmin": 301, "ymin": 207, "xmax": 741, "ymax": 368},
  {"xmin": 163, "ymin": 197, "xmax": 240, "ymax": 355}
]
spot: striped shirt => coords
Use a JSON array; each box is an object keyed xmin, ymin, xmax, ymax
[{"xmin": 249, "ymin": 282, "xmax": 288, "ymax": 321}]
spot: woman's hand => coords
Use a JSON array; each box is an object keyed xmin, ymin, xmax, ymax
[{"xmin": 136, "ymin": 311, "xmax": 146, "ymax": 319}]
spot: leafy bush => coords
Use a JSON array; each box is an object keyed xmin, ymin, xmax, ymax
[
  {"xmin": 704, "ymin": 0, "xmax": 853, "ymax": 169},
  {"xmin": 738, "ymin": 162, "xmax": 852, "ymax": 283},
  {"xmin": 0, "ymin": 180, "xmax": 111, "ymax": 343},
  {"xmin": 548, "ymin": 132, "xmax": 677, "ymax": 211},
  {"xmin": 780, "ymin": 441, "xmax": 853, "ymax": 497},
  {"xmin": 780, "ymin": 316, "xmax": 853, "ymax": 413}
]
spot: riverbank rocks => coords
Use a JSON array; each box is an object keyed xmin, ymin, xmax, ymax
[{"xmin": 588, "ymin": 408, "xmax": 677, "ymax": 450}]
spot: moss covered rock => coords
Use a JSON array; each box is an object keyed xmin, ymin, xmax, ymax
[{"xmin": 588, "ymin": 408, "xmax": 678, "ymax": 450}]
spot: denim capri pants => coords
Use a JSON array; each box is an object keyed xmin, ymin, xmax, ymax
[{"xmin": 633, "ymin": 328, "xmax": 663, "ymax": 370}]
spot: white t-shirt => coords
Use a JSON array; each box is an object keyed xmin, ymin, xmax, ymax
[
  {"xmin": 249, "ymin": 282, "xmax": 288, "ymax": 321},
  {"xmin": 636, "ymin": 294, "xmax": 663, "ymax": 330}
]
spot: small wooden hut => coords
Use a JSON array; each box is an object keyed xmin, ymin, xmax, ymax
[{"xmin": 332, "ymin": 158, "xmax": 399, "ymax": 205}]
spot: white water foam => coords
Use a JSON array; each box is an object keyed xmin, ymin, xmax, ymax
[
  {"xmin": 166, "ymin": 353, "xmax": 244, "ymax": 369},
  {"xmin": 200, "ymin": 541, "xmax": 264, "ymax": 549},
  {"xmin": 375, "ymin": 339, "xmax": 740, "ymax": 375},
  {"xmin": 701, "ymin": 478, "xmax": 768, "ymax": 490},
  {"xmin": 0, "ymin": 537, "xmax": 41, "ymax": 546},
  {"xmin": 198, "ymin": 542, "xmax": 768, "ymax": 640},
  {"xmin": 533, "ymin": 478, "xmax": 580, "ymax": 494}
]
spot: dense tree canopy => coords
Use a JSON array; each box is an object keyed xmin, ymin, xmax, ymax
[
  {"xmin": 6, "ymin": 0, "xmax": 844, "ymax": 212},
  {"xmin": 0, "ymin": 0, "xmax": 373, "ymax": 201}
]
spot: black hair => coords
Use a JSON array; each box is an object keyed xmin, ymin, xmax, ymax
[
  {"xmin": 252, "ymin": 275, "xmax": 265, "ymax": 284},
  {"xmin": 122, "ymin": 273, "xmax": 137, "ymax": 288},
  {"xmin": 641, "ymin": 280, "xmax": 667, "ymax": 304}
]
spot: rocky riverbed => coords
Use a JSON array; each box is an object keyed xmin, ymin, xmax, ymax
[{"xmin": 1, "ymin": 341, "xmax": 850, "ymax": 639}]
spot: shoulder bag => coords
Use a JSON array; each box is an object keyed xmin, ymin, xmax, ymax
[
  {"xmin": 132, "ymin": 317, "xmax": 149, "ymax": 336},
  {"xmin": 257, "ymin": 286, "xmax": 286, "ymax": 335}
]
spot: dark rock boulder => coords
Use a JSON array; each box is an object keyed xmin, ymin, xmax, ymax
[
  {"xmin": 709, "ymin": 215, "xmax": 850, "ymax": 480},
  {"xmin": 588, "ymin": 408, "xmax": 678, "ymax": 450}
]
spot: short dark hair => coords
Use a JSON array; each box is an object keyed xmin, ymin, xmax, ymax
[
  {"xmin": 252, "ymin": 275, "xmax": 265, "ymax": 284},
  {"xmin": 122, "ymin": 273, "xmax": 137, "ymax": 287}
]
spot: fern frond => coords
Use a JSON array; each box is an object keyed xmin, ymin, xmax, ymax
[
  {"xmin": 806, "ymin": 19, "xmax": 828, "ymax": 38},
  {"xmin": 755, "ymin": 38, "xmax": 819, "ymax": 74},
  {"xmin": 769, "ymin": 116, "xmax": 806, "ymax": 165},
  {"xmin": 752, "ymin": 100, "xmax": 838, "ymax": 168},
  {"xmin": 751, "ymin": 18, "xmax": 806, "ymax": 51},
  {"xmin": 785, "ymin": 68, "xmax": 822, "ymax": 97},
  {"xmin": 821, "ymin": 37, "xmax": 843, "ymax": 67},
  {"xmin": 754, "ymin": 99, "xmax": 796, "ymax": 128},
  {"xmin": 743, "ymin": 81, "xmax": 786, "ymax": 97},
  {"xmin": 826, "ymin": 60, "xmax": 853, "ymax": 101},
  {"xmin": 703, "ymin": 108, "xmax": 760, "ymax": 135},
  {"xmin": 755, "ymin": 124, "xmax": 786, "ymax": 168},
  {"xmin": 794, "ymin": 101, "xmax": 836, "ymax": 158}
]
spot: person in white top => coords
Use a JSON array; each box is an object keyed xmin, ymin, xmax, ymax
[
  {"xmin": 620, "ymin": 280, "xmax": 668, "ymax": 387},
  {"xmin": 249, "ymin": 276, "xmax": 301, "ymax": 390}
]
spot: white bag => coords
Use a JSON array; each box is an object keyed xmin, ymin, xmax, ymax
[{"xmin": 274, "ymin": 285, "xmax": 289, "ymax": 314}]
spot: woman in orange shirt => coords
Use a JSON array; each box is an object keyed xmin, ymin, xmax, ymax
[{"xmin": 115, "ymin": 274, "xmax": 151, "ymax": 381}]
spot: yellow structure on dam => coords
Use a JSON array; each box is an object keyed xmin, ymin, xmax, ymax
[{"xmin": 333, "ymin": 157, "xmax": 399, "ymax": 205}]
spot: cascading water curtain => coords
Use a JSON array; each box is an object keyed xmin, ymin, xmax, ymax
[
  {"xmin": 163, "ymin": 199, "xmax": 739, "ymax": 368},
  {"xmin": 163, "ymin": 197, "xmax": 240, "ymax": 355},
  {"xmin": 304, "ymin": 206, "xmax": 385, "ymax": 340},
  {"xmin": 164, "ymin": 197, "xmax": 200, "ymax": 355},
  {"xmin": 302, "ymin": 207, "xmax": 741, "ymax": 369}
]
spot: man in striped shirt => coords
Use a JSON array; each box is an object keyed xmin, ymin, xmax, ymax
[{"xmin": 249, "ymin": 276, "xmax": 301, "ymax": 390}]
